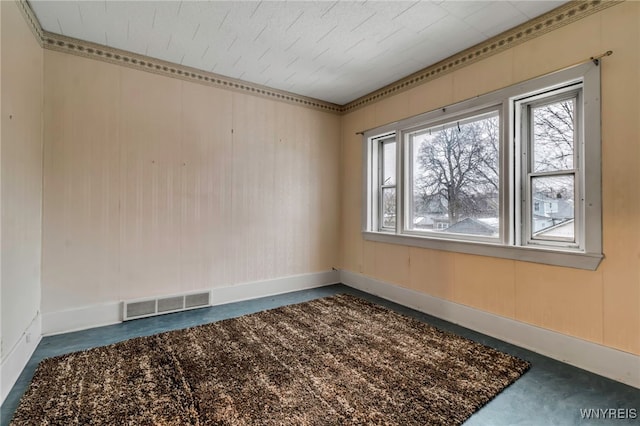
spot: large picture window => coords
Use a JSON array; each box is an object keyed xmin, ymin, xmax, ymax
[
  {"xmin": 407, "ymin": 110, "xmax": 500, "ymax": 239},
  {"xmin": 363, "ymin": 62, "xmax": 602, "ymax": 270}
]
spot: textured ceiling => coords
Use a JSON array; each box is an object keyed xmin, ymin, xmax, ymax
[{"xmin": 29, "ymin": 1, "xmax": 567, "ymax": 105}]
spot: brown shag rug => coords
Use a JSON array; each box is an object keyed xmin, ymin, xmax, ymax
[{"xmin": 11, "ymin": 294, "xmax": 529, "ymax": 425}]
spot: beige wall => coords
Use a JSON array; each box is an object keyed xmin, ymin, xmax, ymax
[
  {"xmin": 0, "ymin": 0, "xmax": 44, "ymax": 360},
  {"xmin": 340, "ymin": 1, "xmax": 640, "ymax": 356},
  {"xmin": 41, "ymin": 50, "xmax": 341, "ymax": 314}
]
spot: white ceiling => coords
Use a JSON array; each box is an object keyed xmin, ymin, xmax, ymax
[{"xmin": 29, "ymin": 0, "xmax": 567, "ymax": 105}]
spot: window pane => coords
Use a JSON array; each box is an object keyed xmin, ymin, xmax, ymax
[
  {"xmin": 382, "ymin": 141, "xmax": 396, "ymax": 186},
  {"xmin": 382, "ymin": 187, "xmax": 396, "ymax": 229},
  {"xmin": 531, "ymin": 175, "xmax": 574, "ymax": 240},
  {"xmin": 533, "ymin": 98, "xmax": 575, "ymax": 172},
  {"xmin": 408, "ymin": 111, "xmax": 500, "ymax": 237}
]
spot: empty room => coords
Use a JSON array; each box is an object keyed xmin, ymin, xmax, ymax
[{"xmin": 1, "ymin": 0, "xmax": 639, "ymax": 424}]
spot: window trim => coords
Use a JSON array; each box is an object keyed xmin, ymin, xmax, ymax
[
  {"xmin": 362, "ymin": 62, "xmax": 603, "ymax": 270},
  {"xmin": 517, "ymin": 86, "xmax": 582, "ymax": 249}
]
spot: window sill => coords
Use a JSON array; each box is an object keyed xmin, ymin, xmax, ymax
[{"xmin": 363, "ymin": 231, "xmax": 603, "ymax": 270}]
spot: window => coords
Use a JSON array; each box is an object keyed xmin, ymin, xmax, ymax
[
  {"xmin": 406, "ymin": 109, "xmax": 500, "ymax": 240},
  {"xmin": 378, "ymin": 135, "xmax": 397, "ymax": 230},
  {"xmin": 518, "ymin": 88, "xmax": 580, "ymax": 246},
  {"xmin": 363, "ymin": 62, "xmax": 602, "ymax": 270}
]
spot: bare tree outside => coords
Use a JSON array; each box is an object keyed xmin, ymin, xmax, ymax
[
  {"xmin": 533, "ymin": 99, "xmax": 575, "ymax": 172},
  {"xmin": 382, "ymin": 188, "xmax": 396, "ymax": 228},
  {"xmin": 410, "ymin": 111, "xmax": 500, "ymax": 235}
]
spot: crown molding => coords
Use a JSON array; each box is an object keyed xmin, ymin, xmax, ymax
[
  {"xmin": 341, "ymin": 0, "xmax": 622, "ymax": 114},
  {"xmin": 17, "ymin": 0, "xmax": 44, "ymax": 47},
  {"xmin": 16, "ymin": 2, "xmax": 340, "ymax": 114},
  {"xmin": 40, "ymin": 31, "xmax": 342, "ymax": 114},
  {"xmin": 17, "ymin": 0, "xmax": 622, "ymax": 115}
]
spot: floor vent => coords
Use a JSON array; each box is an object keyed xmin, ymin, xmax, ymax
[{"xmin": 123, "ymin": 291, "xmax": 211, "ymax": 321}]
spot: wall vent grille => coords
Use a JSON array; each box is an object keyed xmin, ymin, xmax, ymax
[{"xmin": 123, "ymin": 291, "xmax": 210, "ymax": 321}]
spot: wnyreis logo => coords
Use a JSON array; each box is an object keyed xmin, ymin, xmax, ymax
[{"xmin": 579, "ymin": 408, "xmax": 637, "ymax": 420}]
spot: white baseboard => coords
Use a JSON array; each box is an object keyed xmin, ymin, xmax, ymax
[
  {"xmin": 42, "ymin": 270, "xmax": 340, "ymax": 336},
  {"xmin": 211, "ymin": 270, "xmax": 340, "ymax": 306},
  {"xmin": 340, "ymin": 269, "xmax": 640, "ymax": 389},
  {"xmin": 42, "ymin": 302, "xmax": 122, "ymax": 336},
  {"xmin": 1, "ymin": 314, "xmax": 42, "ymax": 406}
]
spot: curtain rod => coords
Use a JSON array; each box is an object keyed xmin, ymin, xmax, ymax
[
  {"xmin": 354, "ymin": 50, "xmax": 614, "ymax": 136},
  {"xmin": 590, "ymin": 50, "xmax": 613, "ymax": 66}
]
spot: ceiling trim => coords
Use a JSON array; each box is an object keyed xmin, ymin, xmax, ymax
[
  {"xmin": 40, "ymin": 30, "xmax": 342, "ymax": 114},
  {"xmin": 18, "ymin": 0, "xmax": 341, "ymax": 114},
  {"xmin": 18, "ymin": 0, "xmax": 621, "ymax": 115},
  {"xmin": 342, "ymin": 0, "xmax": 621, "ymax": 114},
  {"xmin": 17, "ymin": 0, "xmax": 44, "ymax": 47}
]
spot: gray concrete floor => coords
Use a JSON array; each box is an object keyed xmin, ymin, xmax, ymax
[{"xmin": 2, "ymin": 284, "xmax": 638, "ymax": 425}]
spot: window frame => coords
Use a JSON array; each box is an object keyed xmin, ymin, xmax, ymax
[
  {"xmin": 362, "ymin": 62, "xmax": 603, "ymax": 270},
  {"xmin": 401, "ymin": 106, "xmax": 505, "ymax": 245},
  {"xmin": 516, "ymin": 85, "xmax": 583, "ymax": 249},
  {"xmin": 378, "ymin": 135, "xmax": 397, "ymax": 232}
]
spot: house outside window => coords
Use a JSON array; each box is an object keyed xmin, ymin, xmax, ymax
[{"xmin": 362, "ymin": 62, "xmax": 602, "ymax": 270}]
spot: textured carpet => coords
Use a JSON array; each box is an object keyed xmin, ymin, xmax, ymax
[{"xmin": 11, "ymin": 294, "xmax": 530, "ymax": 425}]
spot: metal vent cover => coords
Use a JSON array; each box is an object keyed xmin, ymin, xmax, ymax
[
  {"xmin": 185, "ymin": 292, "xmax": 209, "ymax": 309},
  {"xmin": 122, "ymin": 291, "xmax": 211, "ymax": 321},
  {"xmin": 125, "ymin": 300, "xmax": 156, "ymax": 319},
  {"xmin": 158, "ymin": 296, "xmax": 184, "ymax": 313}
]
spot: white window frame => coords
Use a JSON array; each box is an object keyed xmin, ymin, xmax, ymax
[
  {"xmin": 362, "ymin": 62, "xmax": 603, "ymax": 270},
  {"xmin": 401, "ymin": 107, "xmax": 505, "ymax": 245},
  {"xmin": 377, "ymin": 135, "xmax": 397, "ymax": 232},
  {"xmin": 516, "ymin": 86, "xmax": 582, "ymax": 249}
]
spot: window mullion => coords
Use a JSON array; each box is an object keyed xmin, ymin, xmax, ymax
[
  {"xmin": 395, "ymin": 131, "xmax": 403, "ymax": 235},
  {"xmin": 516, "ymin": 103, "xmax": 529, "ymax": 247},
  {"xmin": 378, "ymin": 140, "xmax": 384, "ymax": 231}
]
